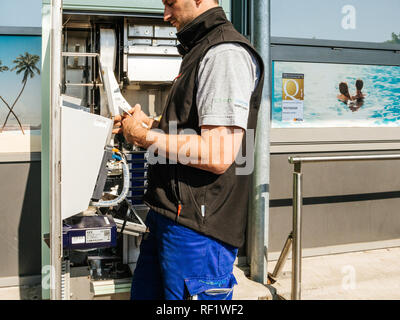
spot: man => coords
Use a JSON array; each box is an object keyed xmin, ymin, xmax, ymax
[{"xmin": 114, "ymin": 0, "xmax": 264, "ymax": 300}]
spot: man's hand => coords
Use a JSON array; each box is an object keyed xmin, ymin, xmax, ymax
[
  {"xmin": 112, "ymin": 104, "xmax": 152, "ymax": 135},
  {"xmin": 112, "ymin": 104, "xmax": 153, "ymax": 148}
]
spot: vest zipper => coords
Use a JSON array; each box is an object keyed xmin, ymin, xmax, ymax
[
  {"xmin": 172, "ymin": 165, "xmax": 182, "ymax": 222},
  {"xmin": 176, "ymin": 201, "xmax": 182, "ymax": 222}
]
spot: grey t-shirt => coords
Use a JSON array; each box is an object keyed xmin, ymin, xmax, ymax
[{"xmin": 196, "ymin": 43, "xmax": 260, "ymax": 130}]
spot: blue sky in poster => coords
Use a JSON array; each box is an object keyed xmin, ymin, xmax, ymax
[
  {"xmin": 271, "ymin": 0, "xmax": 400, "ymax": 43},
  {"xmin": 0, "ymin": 36, "xmax": 42, "ymax": 129}
]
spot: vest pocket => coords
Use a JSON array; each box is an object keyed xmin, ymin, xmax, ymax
[
  {"xmin": 178, "ymin": 178, "xmax": 206, "ymax": 219},
  {"xmin": 178, "ymin": 166, "xmax": 235, "ymax": 220},
  {"xmin": 176, "ymin": 165, "xmax": 206, "ymax": 219}
]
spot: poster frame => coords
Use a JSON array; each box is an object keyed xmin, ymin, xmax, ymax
[
  {"xmin": 270, "ymin": 37, "xmax": 400, "ymax": 153},
  {"xmin": 0, "ymin": 27, "xmax": 42, "ymax": 36},
  {"xmin": 0, "ymin": 27, "xmax": 43, "ymax": 157}
]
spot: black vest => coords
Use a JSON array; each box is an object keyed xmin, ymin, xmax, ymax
[{"xmin": 143, "ymin": 7, "xmax": 265, "ymax": 248}]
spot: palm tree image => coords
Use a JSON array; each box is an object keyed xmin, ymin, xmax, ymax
[
  {"xmin": 0, "ymin": 59, "xmax": 26, "ymax": 134},
  {"xmin": 0, "ymin": 60, "xmax": 8, "ymax": 72},
  {"xmin": 0, "ymin": 52, "xmax": 40, "ymax": 134}
]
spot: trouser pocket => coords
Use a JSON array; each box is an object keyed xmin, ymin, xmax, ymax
[
  {"xmin": 184, "ymin": 273, "xmax": 237, "ymax": 300},
  {"xmin": 192, "ymin": 288, "xmax": 234, "ymax": 300}
]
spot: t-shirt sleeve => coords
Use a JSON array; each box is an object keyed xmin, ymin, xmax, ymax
[{"xmin": 196, "ymin": 43, "xmax": 259, "ymax": 130}]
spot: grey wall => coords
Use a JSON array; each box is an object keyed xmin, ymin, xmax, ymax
[
  {"xmin": 269, "ymin": 150, "xmax": 400, "ymax": 253},
  {"xmin": 0, "ymin": 159, "xmax": 41, "ymax": 278},
  {"xmin": 2, "ymin": 151, "xmax": 400, "ymax": 277}
]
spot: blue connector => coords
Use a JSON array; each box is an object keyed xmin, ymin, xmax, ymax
[{"xmin": 112, "ymin": 153, "xmax": 122, "ymax": 161}]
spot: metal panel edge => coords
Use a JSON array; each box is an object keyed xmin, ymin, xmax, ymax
[
  {"xmin": 41, "ymin": 1, "xmax": 51, "ymax": 301},
  {"xmin": 272, "ymin": 45, "xmax": 400, "ymax": 66},
  {"xmin": 271, "ymin": 36, "xmax": 400, "ymax": 52},
  {"xmin": 44, "ymin": 0, "xmax": 231, "ymax": 17},
  {"xmin": 271, "ymin": 127, "xmax": 400, "ymax": 153},
  {"xmin": 0, "ymin": 27, "xmax": 42, "ymax": 36}
]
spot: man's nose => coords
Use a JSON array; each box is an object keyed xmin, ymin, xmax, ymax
[{"xmin": 164, "ymin": 6, "xmax": 172, "ymax": 21}]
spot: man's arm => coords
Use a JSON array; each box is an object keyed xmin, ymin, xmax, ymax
[
  {"xmin": 113, "ymin": 105, "xmax": 243, "ymax": 175},
  {"xmin": 120, "ymin": 111, "xmax": 244, "ymax": 174},
  {"xmin": 149, "ymin": 125, "xmax": 244, "ymax": 175}
]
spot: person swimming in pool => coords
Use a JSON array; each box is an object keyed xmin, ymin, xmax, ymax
[
  {"xmin": 352, "ymin": 79, "xmax": 366, "ymax": 100},
  {"xmin": 337, "ymin": 82, "xmax": 353, "ymax": 104},
  {"xmin": 349, "ymin": 99, "xmax": 364, "ymax": 112}
]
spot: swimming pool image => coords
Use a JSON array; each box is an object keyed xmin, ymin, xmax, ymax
[{"xmin": 272, "ymin": 61, "xmax": 400, "ymax": 128}]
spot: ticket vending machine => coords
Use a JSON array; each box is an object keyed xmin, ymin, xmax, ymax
[{"xmin": 43, "ymin": 1, "xmax": 184, "ymax": 300}]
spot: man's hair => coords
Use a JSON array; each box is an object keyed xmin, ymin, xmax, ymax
[{"xmin": 355, "ymin": 79, "xmax": 363, "ymax": 91}]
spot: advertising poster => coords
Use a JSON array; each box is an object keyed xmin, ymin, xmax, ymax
[
  {"xmin": 282, "ymin": 73, "xmax": 304, "ymax": 121},
  {"xmin": 272, "ymin": 61, "xmax": 400, "ymax": 128},
  {"xmin": 0, "ymin": 35, "xmax": 41, "ymax": 152}
]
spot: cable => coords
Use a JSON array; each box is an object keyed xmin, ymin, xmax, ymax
[
  {"xmin": 117, "ymin": 199, "xmax": 130, "ymax": 239},
  {"xmin": 91, "ymin": 152, "xmax": 130, "ymax": 208}
]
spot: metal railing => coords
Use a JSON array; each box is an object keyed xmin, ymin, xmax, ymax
[{"xmin": 269, "ymin": 153, "xmax": 400, "ymax": 300}]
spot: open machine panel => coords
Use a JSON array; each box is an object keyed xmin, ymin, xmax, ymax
[{"xmin": 58, "ymin": 12, "xmax": 181, "ymax": 299}]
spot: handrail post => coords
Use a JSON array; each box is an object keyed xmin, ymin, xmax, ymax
[
  {"xmin": 285, "ymin": 153, "xmax": 400, "ymax": 300},
  {"xmin": 292, "ymin": 162, "xmax": 302, "ymax": 300}
]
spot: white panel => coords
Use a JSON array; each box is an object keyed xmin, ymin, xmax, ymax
[
  {"xmin": 128, "ymin": 45, "xmax": 179, "ymax": 55},
  {"xmin": 128, "ymin": 25, "xmax": 153, "ymax": 38},
  {"xmin": 153, "ymin": 39, "xmax": 176, "ymax": 46},
  {"xmin": 154, "ymin": 26, "xmax": 177, "ymax": 39},
  {"xmin": 127, "ymin": 55, "xmax": 181, "ymax": 82},
  {"xmin": 61, "ymin": 106, "xmax": 113, "ymax": 220},
  {"xmin": 128, "ymin": 38, "xmax": 152, "ymax": 45}
]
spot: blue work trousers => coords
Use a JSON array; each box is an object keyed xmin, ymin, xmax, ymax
[{"xmin": 130, "ymin": 210, "xmax": 238, "ymax": 300}]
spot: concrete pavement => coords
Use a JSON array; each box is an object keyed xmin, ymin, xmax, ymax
[
  {"xmin": 1, "ymin": 246, "xmax": 399, "ymax": 300},
  {"xmin": 266, "ymin": 246, "xmax": 400, "ymax": 300}
]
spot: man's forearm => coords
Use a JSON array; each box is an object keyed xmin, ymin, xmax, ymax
[
  {"xmin": 144, "ymin": 129, "xmax": 238, "ymax": 174},
  {"xmin": 144, "ymin": 130, "xmax": 214, "ymax": 173}
]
